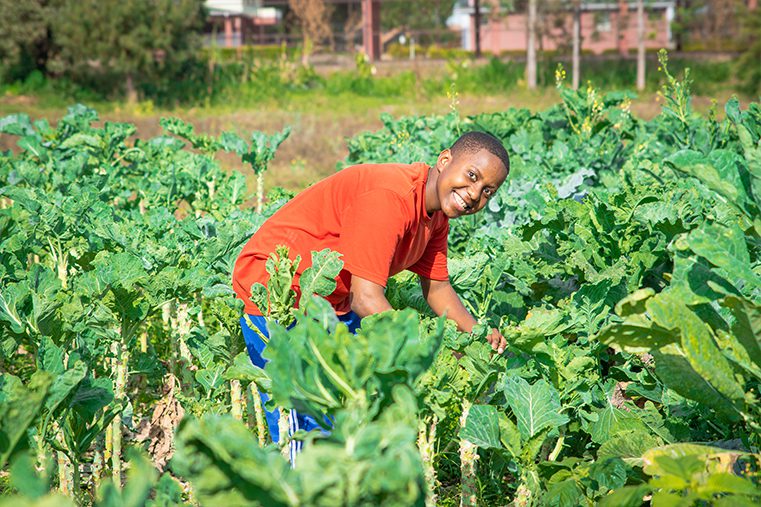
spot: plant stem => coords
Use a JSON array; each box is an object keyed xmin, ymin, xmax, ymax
[
  {"xmin": 279, "ymin": 409, "xmax": 290, "ymax": 461},
  {"xmin": 250, "ymin": 383, "xmax": 267, "ymax": 446},
  {"xmin": 111, "ymin": 338, "xmax": 128, "ymax": 489},
  {"xmin": 418, "ymin": 415, "xmax": 439, "ymax": 507},
  {"xmin": 230, "ymin": 379, "xmax": 244, "ymax": 421},
  {"xmin": 460, "ymin": 399, "xmax": 478, "ymax": 507},
  {"xmin": 91, "ymin": 433, "xmax": 104, "ymax": 497},
  {"xmin": 139, "ymin": 331, "xmax": 148, "ymax": 353},
  {"xmin": 548, "ymin": 432, "xmax": 565, "ymax": 462},
  {"xmin": 56, "ymin": 426, "xmax": 72, "ymax": 496},
  {"xmin": 256, "ymin": 172, "xmax": 264, "ymax": 213}
]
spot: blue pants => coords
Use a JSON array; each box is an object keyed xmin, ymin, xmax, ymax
[{"xmin": 240, "ymin": 312, "xmax": 362, "ymax": 447}]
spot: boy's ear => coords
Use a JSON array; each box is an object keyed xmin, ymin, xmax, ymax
[{"xmin": 436, "ymin": 149, "xmax": 452, "ymax": 172}]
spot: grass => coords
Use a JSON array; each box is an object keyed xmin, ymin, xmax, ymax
[{"xmin": 1, "ymin": 55, "xmax": 755, "ymax": 194}]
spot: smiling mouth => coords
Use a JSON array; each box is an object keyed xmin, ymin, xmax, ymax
[{"xmin": 453, "ymin": 192, "xmax": 472, "ymax": 212}]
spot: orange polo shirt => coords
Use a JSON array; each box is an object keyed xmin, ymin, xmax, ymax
[{"xmin": 232, "ymin": 162, "xmax": 450, "ymax": 315}]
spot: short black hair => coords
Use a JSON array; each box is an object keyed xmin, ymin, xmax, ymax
[{"xmin": 450, "ymin": 131, "xmax": 510, "ymax": 175}]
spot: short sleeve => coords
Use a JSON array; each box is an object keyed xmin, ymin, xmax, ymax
[
  {"xmin": 338, "ymin": 189, "xmax": 409, "ymax": 287},
  {"xmin": 408, "ymin": 220, "xmax": 449, "ymax": 281}
]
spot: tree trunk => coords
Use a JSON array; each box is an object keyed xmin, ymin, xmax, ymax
[
  {"xmin": 572, "ymin": 1, "xmax": 581, "ymax": 90},
  {"xmin": 527, "ymin": 0, "xmax": 537, "ymax": 89},
  {"xmin": 125, "ymin": 73, "xmax": 138, "ymax": 104},
  {"xmin": 474, "ymin": 0, "xmax": 481, "ymax": 57},
  {"xmin": 618, "ymin": 0, "xmax": 630, "ymax": 56},
  {"xmin": 636, "ymin": 0, "xmax": 646, "ymax": 90}
]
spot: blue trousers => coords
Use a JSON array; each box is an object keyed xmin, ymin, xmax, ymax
[{"xmin": 240, "ymin": 312, "xmax": 362, "ymax": 447}]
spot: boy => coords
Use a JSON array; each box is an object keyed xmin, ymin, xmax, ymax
[{"xmin": 232, "ymin": 131, "xmax": 509, "ymax": 451}]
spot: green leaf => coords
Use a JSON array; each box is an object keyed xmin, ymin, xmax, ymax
[
  {"xmin": 0, "ymin": 372, "xmax": 53, "ymax": 467},
  {"xmin": 587, "ymin": 404, "xmax": 648, "ymax": 444},
  {"xmin": 685, "ymin": 223, "xmax": 760, "ymax": 294},
  {"xmin": 652, "ymin": 348, "xmax": 740, "ymax": 422},
  {"xmin": 647, "ymin": 294, "xmax": 745, "ymax": 406},
  {"xmin": 299, "ymin": 249, "xmax": 344, "ymax": 303},
  {"xmin": 461, "ymin": 404, "xmax": 501, "ymax": 449},
  {"xmin": 589, "ymin": 457, "xmax": 628, "ymax": 491},
  {"xmin": 723, "ymin": 296, "xmax": 761, "ymax": 368},
  {"xmin": 44, "ymin": 360, "xmax": 87, "ymax": 414},
  {"xmin": 598, "ymin": 321, "xmax": 678, "ymax": 354},
  {"xmin": 703, "ymin": 473, "xmax": 761, "ymax": 496},
  {"xmin": 224, "ymin": 352, "xmax": 272, "ymax": 391},
  {"xmin": 596, "ymin": 485, "xmax": 651, "ymax": 507},
  {"xmin": 503, "ymin": 376, "xmax": 569, "ymax": 440},
  {"xmin": 498, "ymin": 412, "xmax": 522, "ymax": 457},
  {"xmin": 36, "ymin": 336, "xmax": 64, "ymax": 375},
  {"xmin": 195, "ymin": 365, "xmax": 226, "ymax": 395},
  {"xmin": 597, "ymin": 430, "xmax": 662, "ymax": 465},
  {"xmin": 544, "ymin": 478, "xmax": 582, "ymax": 507},
  {"xmin": 97, "ymin": 449, "xmax": 158, "ymax": 507},
  {"xmin": 173, "ymin": 415, "xmax": 295, "ymax": 507},
  {"xmin": 666, "ymin": 149, "xmax": 756, "ymax": 218},
  {"xmin": 9, "ymin": 451, "xmax": 50, "ymax": 499}
]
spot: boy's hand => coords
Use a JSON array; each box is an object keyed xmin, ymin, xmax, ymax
[{"xmin": 486, "ymin": 328, "xmax": 506, "ymax": 355}]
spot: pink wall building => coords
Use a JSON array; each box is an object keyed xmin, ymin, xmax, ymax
[{"xmin": 468, "ymin": 1, "xmax": 675, "ymax": 56}]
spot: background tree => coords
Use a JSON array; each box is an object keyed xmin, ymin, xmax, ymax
[
  {"xmin": 0, "ymin": 1, "xmax": 52, "ymax": 82},
  {"xmin": 48, "ymin": 0, "xmax": 205, "ymax": 103},
  {"xmin": 737, "ymin": 1, "xmax": 760, "ymax": 95},
  {"xmin": 288, "ymin": 0, "xmax": 333, "ymax": 65},
  {"xmin": 380, "ymin": 0, "xmax": 457, "ymax": 45},
  {"xmin": 636, "ymin": 0, "xmax": 645, "ymax": 91}
]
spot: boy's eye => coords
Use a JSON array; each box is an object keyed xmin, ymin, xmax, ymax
[
  {"xmin": 484, "ymin": 188, "xmax": 493, "ymax": 197},
  {"xmin": 467, "ymin": 171, "xmax": 476, "ymax": 181}
]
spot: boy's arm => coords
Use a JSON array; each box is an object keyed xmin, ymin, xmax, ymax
[
  {"xmin": 349, "ymin": 275, "xmax": 394, "ymax": 317},
  {"xmin": 419, "ymin": 277, "xmax": 506, "ymax": 354}
]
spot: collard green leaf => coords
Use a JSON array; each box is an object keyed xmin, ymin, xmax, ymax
[
  {"xmin": 723, "ymin": 296, "xmax": 761, "ymax": 368},
  {"xmin": 685, "ymin": 223, "xmax": 760, "ymax": 294},
  {"xmin": 647, "ymin": 294, "xmax": 746, "ymax": 406},
  {"xmin": 596, "ymin": 484, "xmax": 651, "ymax": 507},
  {"xmin": 597, "ymin": 430, "xmax": 661, "ymax": 465},
  {"xmin": 598, "ymin": 321, "xmax": 678, "ymax": 354},
  {"xmin": 0, "ymin": 372, "xmax": 53, "ymax": 467},
  {"xmin": 44, "ymin": 360, "xmax": 87, "ymax": 414},
  {"xmin": 544, "ymin": 478, "xmax": 582, "ymax": 507},
  {"xmin": 503, "ymin": 376, "xmax": 569, "ymax": 440},
  {"xmin": 224, "ymin": 352, "xmax": 272, "ymax": 390},
  {"xmin": 173, "ymin": 415, "xmax": 296, "ymax": 507},
  {"xmin": 652, "ymin": 347, "xmax": 740, "ymax": 423},
  {"xmin": 299, "ymin": 249, "xmax": 344, "ymax": 303},
  {"xmin": 587, "ymin": 404, "xmax": 649, "ymax": 444},
  {"xmin": 461, "ymin": 404, "xmax": 501, "ymax": 449}
]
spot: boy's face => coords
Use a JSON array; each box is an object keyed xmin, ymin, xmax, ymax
[{"xmin": 434, "ymin": 148, "xmax": 508, "ymax": 219}]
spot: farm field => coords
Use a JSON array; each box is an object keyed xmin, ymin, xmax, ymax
[{"xmin": 1, "ymin": 52, "xmax": 761, "ymax": 507}]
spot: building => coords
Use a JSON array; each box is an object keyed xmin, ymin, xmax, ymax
[
  {"xmin": 205, "ymin": 0, "xmax": 281, "ymax": 47},
  {"xmin": 450, "ymin": 1, "xmax": 676, "ymax": 56}
]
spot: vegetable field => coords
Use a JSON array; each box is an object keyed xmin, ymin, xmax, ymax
[{"xmin": 2, "ymin": 56, "xmax": 761, "ymax": 506}]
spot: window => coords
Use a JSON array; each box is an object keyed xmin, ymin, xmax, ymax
[{"xmin": 595, "ymin": 12, "xmax": 611, "ymax": 32}]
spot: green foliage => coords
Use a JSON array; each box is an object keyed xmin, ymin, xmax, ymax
[{"xmin": 3, "ymin": 67, "xmax": 761, "ymax": 506}]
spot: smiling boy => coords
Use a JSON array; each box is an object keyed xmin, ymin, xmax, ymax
[
  {"xmin": 233, "ymin": 130, "xmax": 509, "ymax": 347},
  {"xmin": 232, "ymin": 131, "xmax": 509, "ymax": 453}
]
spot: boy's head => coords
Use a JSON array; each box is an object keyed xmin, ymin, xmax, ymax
[{"xmin": 433, "ymin": 131, "xmax": 509, "ymax": 219}]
